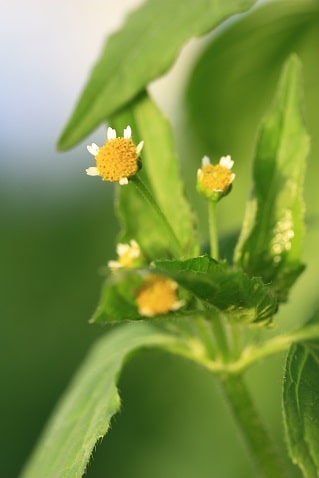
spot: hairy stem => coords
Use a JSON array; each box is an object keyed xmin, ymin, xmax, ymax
[{"xmin": 219, "ymin": 373, "xmax": 289, "ymax": 478}]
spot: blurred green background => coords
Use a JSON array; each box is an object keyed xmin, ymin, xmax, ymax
[{"xmin": 1, "ymin": 1, "xmax": 319, "ymax": 477}]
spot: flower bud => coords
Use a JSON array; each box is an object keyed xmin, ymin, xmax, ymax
[{"xmin": 197, "ymin": 155, "xmax": 235, "ymax": 202}]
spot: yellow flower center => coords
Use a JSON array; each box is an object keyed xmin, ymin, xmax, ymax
[
  {"xmin": 118, "ymin": 244, "xmax": 141, "ymax": 268},
  {"xmin": 136, "ymin": 275, "xmax": 180, "ymax": 317},
  {"xmin": 118, "ymin": 251, "xmax": 137, "ymax": 268},
  {"xmin": 95, "ymin": 138, "xmax": 139, "ymax": 182},
  {"xmin": 200, "ymin": 164, "xmax": 233, "ymax": 191}
]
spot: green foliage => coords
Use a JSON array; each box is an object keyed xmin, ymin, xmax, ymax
[
  {"xmin": 91, "ymin": 256, "xmax": 277, "ymax": 325},
  {"xmin": 113, "ymin": 93, "xmax": 198, "ymax": 260},
  {"xmin": 235, "ymin": 55, "xmax": 309, "ymax": 302},
  {"xmin": 283, "ymin": 331, "xmax": 319, "ymax": 477},
  {"xmin": 185, "ymin": 0, "xmax": 319, "ymax": 161},
  {"xmin": 20, "ymin": 324, "xmax": 183, "ymax": 478},
  {"xmin": 90, "ymin": 55, "xmax": 308, "ymax": 329},
  {"xmin": 19, "ymin": 0, "xmax": 318, "ymax": 477},
  {"xmin": 57, "ymin": 0, "xmax": 256, "ymax": 150},
  {"xmin": 155, "ymin": 256, "xmax": 277, "ymax": 326},
  {"xmin": 28, "ymin": 52, "xmax": 309, "ymax": 478},
  {"xmin": 90, "ymin": 270, "xmax": 142, "ymax": 322}
]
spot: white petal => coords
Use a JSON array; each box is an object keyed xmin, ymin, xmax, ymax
[
  {"xmin": 107, "ymin": 260, "xmax": 122, "ymax": 269},
  {"xmin": 87, "ymin": 143, "xmax": 100, "ymax": 156},
  {"xmin": 219, "ymin": 155, "xmax": 234, "ymax": 169},
  {"xmin": 230, "ymin": 173, "xmax": 236, "ymax": 183},
  {"xmin": 201, "ymin": 155, "xmax": 211, "ymax": 167},
  {"xmin": 119, "ymin": 177, "xmax": 129, "ymax": 185},
  {"xmin": 171, "ymin": 300, "xmax": 185, "ymax": 311},
  {"xmin": 128, "ymin": 240, "xmax": 141, "ymax": 258},
  {"xmin": 168, "ymin": 279, "xmax": 178, "ymax": 290},
  {"xmin": 85, "ymin": 166, "xmax": 100, "ymax": 176},
  {"xmin": 138, "ymin": 306, "xmax": 155, "ymax": 317},
  {"xmin": 123, "ymin": 125, "xmax": 132, "ymax": 139},
  {"xmin": 129, "ymin": 249, "xmax": 140, "ymax": 259},
  {"xmin": 107, "ymin": 127, "xmax": 117, "ymax": 140},
  {"xmin": 117, "ymin": 243, "xmax": 130, "ymax": 256},
  {"xmin": 136, "ymin": 140, "xmax": 144, "ymax": 156}
]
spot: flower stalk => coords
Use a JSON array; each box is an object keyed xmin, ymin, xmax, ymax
[
  {"xmin": 196, "ymin": 155, "xmax": 235, "ymax": 260},
  {"xmin": 208, "ymin": 200, "xmax": 219, "ymax": 260}
]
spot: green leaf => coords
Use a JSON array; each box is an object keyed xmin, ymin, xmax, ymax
[
  {"xmin": 57, "ymin": 0, "xmax": 257, "ymax": 150},
  {"xmin": 283, "ymin": 339, "xmax": 319, "ymax": 477},
  {"xmin": 90, "ymin": 270, "xmax": 142, "ymax": 323},
  {"xmin": 113, "ymin": 93, "xmax": 198, "ymax": 260},
  {"xmin": 90, "ymin": 266, "xmax": 191, "ymax": 324},
  {"xmin": 235, "ymin": 55, "xmax": 309, "ymax": 301},
  {"xmin": 155, "ymin": 256, "xmax": 277, "ymax": 325},
  {"xmin": 185, "ymin": 0, "xmax": 318, "ymax": 160},
  {"xmin": 91, "ymin": 256, "xmax": 277, "ymax": 325},
  {"xmin": 20, "ymin": 323, "xmax": 185, "ymax": 478}
]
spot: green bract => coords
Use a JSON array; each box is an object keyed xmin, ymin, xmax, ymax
[{"xmin": 235, "ymin": 55, "xmax": 309, "ymax": 302}]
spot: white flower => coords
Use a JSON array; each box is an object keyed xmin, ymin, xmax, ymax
[
  {"xmin": 197, "ymin": 154, "xmax": 235, "ymax": 200},
  {"xmin": 108, "ymin": 239, "xmax": 143, "ymax": 270},
  {"xmin": 85, "ymin": 125, "xmax": 144, "ymax": 185}
]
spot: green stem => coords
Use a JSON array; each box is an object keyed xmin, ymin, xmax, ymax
[
  {"xmin": 210, "ymin": 311, "xmax": 230, "ymax": 362},
  {"xmin": 219, "ymin": 373, "xmax": 289, "ymax": 478},
  {"xmin": 197, "ymin": 302, "xmax": 230, "ymax": 363},
  {"xmin": 194, "ymin": 315, "xmax": 217, "ymax": 360},
  {"xmin": 233, "ymin": 322, "xmax": 319, "ymax": 372},
  {"xmin": 229, "ymin": 322, "xmax": 242, "ymax": 361},
  {"xmin": 177, "ymin": 322, "xmax": 319, "ymax": 375},
  {"xmin": 208, "ymin": 201, "xmax": 219, "ymax": 260},
  {"xmin": 131, "ymin": 175, "xmax": 183, "ymax": 257}
]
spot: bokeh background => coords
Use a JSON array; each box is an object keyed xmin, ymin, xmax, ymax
[{"xmin": 1, "ymin": 1, "xmax": 318, "ymax": 477}]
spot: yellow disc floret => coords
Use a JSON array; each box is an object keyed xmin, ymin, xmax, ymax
[
  {"xmin": 108, "ymin": 240, "xmax": 144, "ymax": 270},
  {"xmin": 86, "ymin": 126, "xmax": 144, "ymax": 185},
  {"xmin": 199, "ymin": 163, "xmax": 233, "ymax": 192},
  {"xmin": 96, "ymin": 137, "xmax": 139, "ymax": 182},
  {"xmin": 197, "ymin": 155, "xmax": 235, "ymax": 201},
  {"xmin": 136, "ymin": 275, "xmax": 184, "ymax": 317}
]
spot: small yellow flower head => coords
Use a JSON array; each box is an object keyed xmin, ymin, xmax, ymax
[
  {"xmin": 86, "ymin": 125, "xmax": 144, "ymax": 185},
  {"xmin": 108, "ymin": 239, "xmax": 144, "ymax": 270},
  {"xmin": 197, "ymin": 155, "xmax": 235, "ymax": 201},
  {"xmin": 136, "ymin": 275, "xmax": 185, "ymax": 317}
]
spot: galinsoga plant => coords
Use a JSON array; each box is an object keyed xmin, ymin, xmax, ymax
[{"xmin": 21, "ymin": 1, "xmax": 319, "ymax": 477}]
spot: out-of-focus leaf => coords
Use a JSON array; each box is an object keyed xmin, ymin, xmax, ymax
[
  {"xmin": 90, "ymin": 266, "xmax": 192, "ymax": 324},
  {"xmin": 234, "ymin": 55, "xmax": 309, "ymax": 301},
  {"xmin": 91, "ymin": 255, "xmax": 277, "ymax": 325},
  {"xmin": 57, "ymin": 0, "xmax": 257, "ymax": 150},
  {"xmin": 155, "ymin": 256, "xmax": 277, "ymax": 325},
  {"xmin": 283, "ymin": 338, "xmax": 319, "ymax": 477},
  {"xmin": 185, "ymin": 0, "xmax": 318, "ymax": 160},
  {"xmin": 113, "ymin": 93, "xmax": 198, "ymax": 260},
  {"xmin": 90, "ymin": 271, "xmax": 142, "ymax": 323},
  {"xmin": 20, "ymin": 323, "xmax": 185, "ymax": 478}
]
